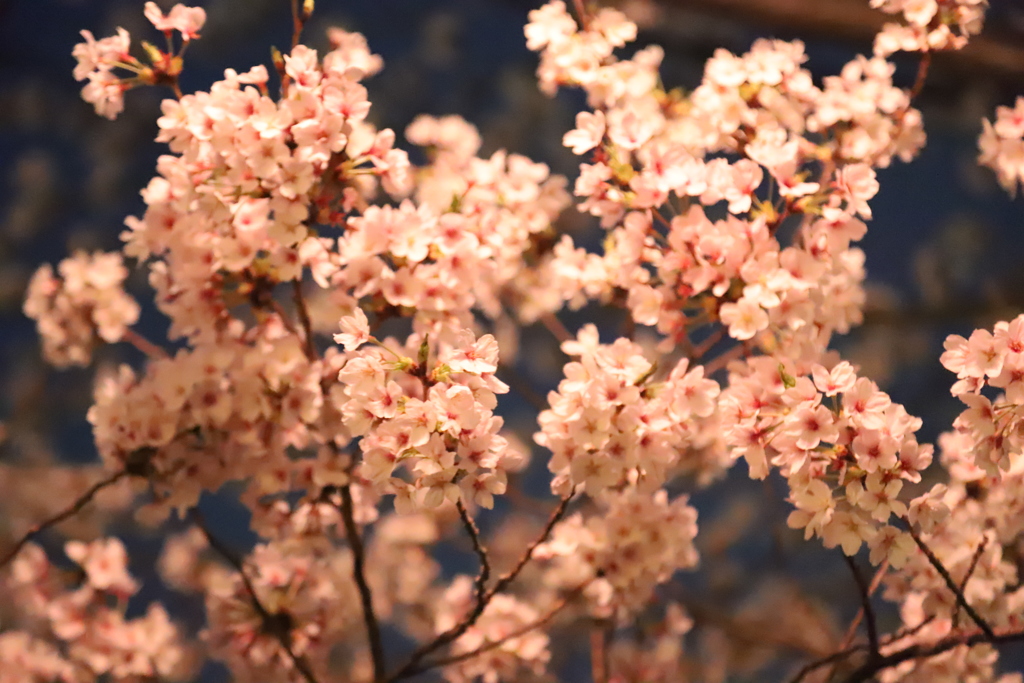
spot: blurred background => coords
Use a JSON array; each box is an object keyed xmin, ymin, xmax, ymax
[{"xmin": 1, "ymin": 0, "xmax": 1023, "ymax": 680}]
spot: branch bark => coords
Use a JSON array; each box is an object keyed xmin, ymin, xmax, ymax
[
  {"xmin": 840, "ymin": 627, "xmax": 1024, "ymax": 683},
  {"xmin": 0, "ymin": 469, "xmax": 128, "ymax": 570},
  {"xmin": 909, "ymin": 529, "xmax": 995, "ymax": 640},
  {"xmin": 842, "ymin": 554, "xmax": 879, "ymax": 660},
  {"xmin": 655, "ymin": 0, "xmax": 1024, "ymax": 82},
  {"xmin": 193, "ymin": 510, "xmax": 322, "ymax": 683},
  {"xmin": 338, "ymin": 484, "xmax": 387, "ymax": 683},
  {"xmin": 386, "ymin": 492, "xmax": 575, "ymax": 682}
]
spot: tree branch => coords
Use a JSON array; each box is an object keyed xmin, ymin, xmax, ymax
[
  {"xmin": 909, "ymin": 529, "xmax": 995, "ymax": 639},
  {"xmin": 496, "ymin": 364, "xmax": 548, "ymax": 413},
  {"xmin": 572, "ymin": 0, "xmax": 591, "ymax": 31},
  {"xmin": 654, "ymin": 0, "xmax": 1024, "ymax": 83},
  {"xmin": 539, "ymin": 311, "xmax": 573, "ymax": 344},
  {"xmin": 122, "ymin": 329, "xmax": 169, "ymax": 360},
  {"xmin": 0, "ymin": 469, "xmax": 128, "ymax": 570},
  {"xmin": 192, "ymin": 510, "xmax": 322, "ymax": 683},
  {"xmin": 788, "ymin": 644, "xmax": 867, "ymax": 683},
  {"xmin": 292, "ymin": 280, "xmax": 317, "ymax": 362},
  {"xmin": 386, "ymin": 491, "xmax": 575, "ymax": 681},
  {"xmin": 590, "ymin": 619, "xmax": 610, "ymax": 683},
  {"xmin": 842, "ymin": 554, "xmax": 879, "ymax": 660},
  {"xmin": 337, "ymin": 484, "xmax": 386, "ymax": 683},
  {"xmin": 457, "ymin": 499, "xmax": 491, "ymax": 614},
  {"xmin": 823, "ymin": 560, "xmax": 888, "ymax": 681},
  {"xmin": 953, "ymin": 538, "xmax": 988, "ymax": 630},
  {"xmin": 402, "ymin": 584, "xmax": 586, "ymax": 677},
  {"xmin": 840, "ymin": 627, "xmax": 1024, "ymax": 683}
]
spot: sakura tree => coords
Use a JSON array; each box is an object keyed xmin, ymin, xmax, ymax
[{"xmin": 5, "ymin": 0, "xmax": 1024, "ymax": 682}]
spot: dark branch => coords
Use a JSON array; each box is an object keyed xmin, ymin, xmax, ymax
[
  {"xmin": 386, "ymin": 491, "xmax": 574, "ymax": 682},
  {"xmin": 338, "ymin": 484, "xmax": 386, "ymax": 683},
  {"xmin": 292, "ymin": 280, "xmax": 317, "ymax": 362},
  {"xmin": 497, "ymin": 364, "xmax": 547, "ymax": 412},
  {"xmin": 954, "ymin": 538, "xmax": 988, "ymax": 629},
  {"xmin": 457, "ymin": 499, "xmax": 491, "ymax": 612},
  {"xmin": 842, "ymin": 554, "xmax": 879, "ymax": 660},
  {"xmin": 490, "ymin": 490, "xmax": 574, "ymax": 594},
  {"xmin": 590, "ymin": 620, "xmax": 610, "ymax": 683},
  {"xmin": 883, "ymin": 615, "xmax": 937, "ymax": 646},
  {"xmin": 909, "ymin": 529, "xmax": 995, "ymax": 639},
  {"xmin": 122, "ymin": 329, "xmax": 170, "ymax": 360},
  {"xmin": 840, "ymin": 627, "xmax": 1024, "ymax": 683},
  {"xmin": 0, "ymin": 469, "xmax": 128, "ymax": 570},
  {"xmin": 403, "ymin": 584, "xmax": 585, "ymax": 676},
  {"xmin": 192, "ymin": 510, "xmax": 322, "ymax": 683},
  {"xmin": 655, "ymin": 0, "xmax": 1024, "ymax": 83},
  {"xmin": 788, "ymin": 644, "xmax": 867, "ymax": 683},
  {"xmin": 572, "ymin": 0, "xmax": 590, "ymax": 31}
]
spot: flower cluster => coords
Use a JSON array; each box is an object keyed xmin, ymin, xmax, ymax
[
  {"xmin": 536, "ymin": 488, "xmax": 699, "ymax": 616},
  {"xmin": 143, "ymin": 2, "xmax": 206, "ymax": 39},
  {"xmin": 71, "ymin": 27, "xmax": 133, "ymax": 119},
  {"xmin": 877, "ymin": 424, "xmax": 1024, "ymax": 682},
  {"xmin": 125, "ymin": 33, "xmax": 402, "ymax": 342},
  {"xmin": 12, "ymin": 1, "xmax": 1024, "ymax": 682},
  {"xmin": 201, "ymin": 541, "xmax": 363, "ymax": 682},
  {"xmin": 86, "ymin": 323, "xmax": 344, "ymax": 519},
  {"xmin": 334, "ymin": 323, "xmax": 519, "ymax": 511},
  {"xmin": 525, "ymin": 1, "xmax": 642, "ymax": 99},
  {"xmin": 871, "ymin": 0, "xmax": 988, "ymax": 56},
  {"xmin": 721, "ymin": 358, "xmax": 932, "ymax": 566},
  {"xmin": 940, "ymin": 314, "xmax": 1024, "ymax": 476},
  {"xmin": 400, "ymin": 114, "xmax": 570, "ymax": 332},
  {"xmin": 435, "ymin": 576, "xmax": 551, "ymax": 683},
  {"xmin": 23, "ymin": 251, "xmax": 139, "ymax": 367},
  {"xmin": 536, "ymin": 324, "xmax": 725, "ymax": 494},
  {"xmin": 72, "ymin": 3, "xmax": 206, "ymax": 119},
  {"xmin": 523, "ymin": 4, "xmax": 915, "ymax": 363},
  {"xmin": 979, "ymin": 96, "xmax": 1024, "ymax": 196},
  {"xmin": 2, "ymin": 540, "xmax": 191, "ymax": 681},
  {"xmin": 603, "ymin": 604, "xmax": 692, "ymax": 683}
]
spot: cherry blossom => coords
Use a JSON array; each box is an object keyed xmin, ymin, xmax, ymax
[
  {"xmin": 979, "ymin": 96, "xmax": 1024, "ymax": 196},
  {"xmin": 10, "ymin": 2, "xmax": 1024, "ymax": 682}
]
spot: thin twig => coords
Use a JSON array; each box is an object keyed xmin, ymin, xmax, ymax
[
  {"xmin": 290, "ymin": 0, "xmax": 306, "ymax": 49},
  {"xmin": 590, "ymin": 620, "xmax": 610, "ymax": 683},
  {"xmin": 457, "ymin": 499, "xmax": 491, "ymax": 614},
  {"xmin": 0, "ymin": 469, "xmax": 128, "ymax": 570},
  {"xmin": 909, "ymin": 529, "xmax": 995, "ymax": 639},
  {"xmin": 830, "ymin": 561, "xmax": 887, "ymax": 675},
  {"xmin": 908, "ymin": 51, "xmax": 932, "ymax": 102},
  {"xmin": 122, "ymin": 329, "xmax": 169, "ymax": 360},
  {"xmin": 387, "ymin": 491, "xmax": 574, "ymax": 681},
  {"xmin": 842, "ymin": 554, "xmax": 879, "ymax": 660},
  {"xmin": 539, "ymin": 312, "xmax": 573, "ymax": 344},
  {"xmin": 292, "ymin": 280, "xmax": 317, "ymax": 362},
  {"xmin": 690, "ymin": 328, "xmax": 726, "ymax": 362},
  {"xmin": 192, "ymin": 510, "xmax": 322, "ymax": 683},
  {"xmin": 270, "ymin": 299, "xmax": 300, "ymax": 336},
  {"xmin": 704, "ymin": 343, "xmax": 746, "ymax": 376},
  {"xmin": 788, "ymin": 644, "xmax": 867, "ymax": 683},
  {"xmin": 338, "ymin": 484, "xmax": 386, "ymax": 683},
  {"xmin": 840, "ymin": 626, "xmax": 1024, "ymax": 683},
  {"xmin": 572, "ymin": 0, "xmax": 590, "ymax": 30},
  {"xmin": 796, "ymin": 560, "xmax": 888, "ymax": 683},
  {"xmin": 404, "ymin": 584, "xmax": 586, "ymax": 676},
  {"xmin": 882, "ymin": 615, "xmax": 937, "ymax": 646},
  {"xmin": 954, "ymin": 538, "xmax": 988, "ymax": 629},
  {"xmin": 490, "ymin": 491, "xmax": 574, "ymax": 593}
]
